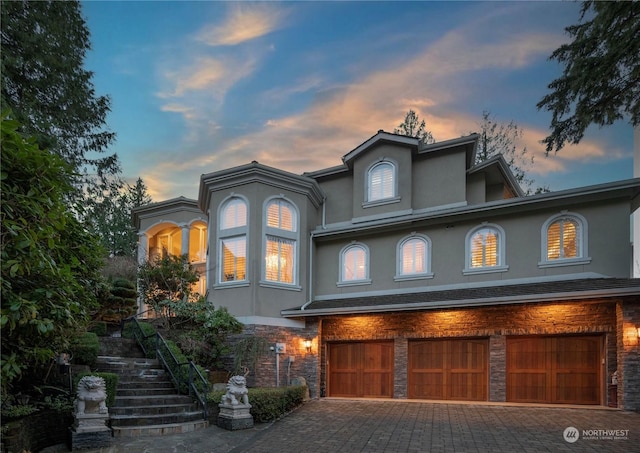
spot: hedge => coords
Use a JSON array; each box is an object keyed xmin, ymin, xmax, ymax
[
  {"xmin": 70, "ymin": 332, "xmax": 100, "ymax": 368},
  {"xmin": 73, "ymin": 372, "xmax": 119, "ymax": 407},
  {"xmin": 208, "ymin": 385, "xmax": 308, "ymax": 423}
]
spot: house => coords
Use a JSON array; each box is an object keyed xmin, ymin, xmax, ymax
[{"xmin": 132, "ymin": 131, "xmax": 640, "ymax": 410}]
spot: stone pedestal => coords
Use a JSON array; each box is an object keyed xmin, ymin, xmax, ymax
[
  {"xmin": 70, "ymin": 413, "xmax": 112, "ymax": 450},
  {"xmin": 217, "ymin": 403, "xmax": 254, "ymax": 430}
]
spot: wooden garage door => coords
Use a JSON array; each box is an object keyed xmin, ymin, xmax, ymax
[
  {"xmin": 328, "ymin": 341, "xmax": 393, "ymax": 398},
  {"xmin": 507, "ymin": 335, "xmax": 601, "ymax": 404},
  {"xmin": 408, "ymin": 339, "xmax": 488, "ymax": 401}
]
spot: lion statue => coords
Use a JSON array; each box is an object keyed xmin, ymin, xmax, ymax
[
  {"xmin": 75, "ymin": 375, "xmax": 108, "ymax": 415},
  {"xmin": 220, "ymin": 375, "xmax": 249, "ymax": 406}
]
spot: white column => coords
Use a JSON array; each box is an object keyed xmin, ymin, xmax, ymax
[
  {"xmin": 180, "ymin": 224, "xmax": 190, "ymax": 258},
  {"xmin": 137, "ymin": 232, "xmax": 149, "ymax": 316},
  {"xmin": 137, "ymin": 233, "xmax": 148, "ymax": 265}
]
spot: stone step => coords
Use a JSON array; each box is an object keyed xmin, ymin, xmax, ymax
[
  {"xmin": 115, "ymin": 379, "xmax": 174, "ymax": 389},
  {"xmin": 96, "ymin": 356, "xmax": 161, "ymax": 368},
  {"xmin": 110, "ymin": 410, "xmax": 205, "ymax": 427},
  {"xmin": 110, "ymin": 402, "xmax": 200, "ymax": 417},
  {"xmin": 111, "ymin": 420, "xmax": 209, "ymax": 438},
  {"xmin": 113, "ymin": 395, "xmax": 194, "ymax": 407},
  {"xmin": 98, "ymin": 337, "xmax": 145, "ymax": 357},
  {"xmin": 117, "ymin": 387, "xmax": 178, "ymax": 397},
  {"xmin": 96, "ymin": 335, "xmax": 208, "ymax": 437}
]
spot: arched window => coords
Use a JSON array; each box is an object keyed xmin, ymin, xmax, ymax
[
  {"xmin": 339, "ymin": 243, "xmax": 370, "ymax": 285},
  {"xmin": 396, "ymin": 235, "xmax": 433, "ymax": 280},
  {"xmin": 264, "ymin": 198, "xmax": 298, "ymax": 285},
  {"xmin": 221, "ymin": 197, "xmax": 247, "ymax": 229},
  {"xmin": 540, "ymin": 212, "xmax": 590, "ymax": 267},
  {"xmin": 367, "ymin": 161, "xmax": 396, "ymax": 202},
  {"xmin": 464, "ymin": 224, "xmax": 508, "ymax": 275},
  {"xmin": 219, "ymin": 197, "xmax": 248, "ymax": 283}
]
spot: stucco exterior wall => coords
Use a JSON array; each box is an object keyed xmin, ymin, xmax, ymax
[
  {"xmin": 412, "ymin": 150, "xmax": 467, "ymax": 209},
  {"xmin": 204, "ymin": 180, "xmax": 320, "ymax": 319},
  {"xmin": 312, "ymin": 199, "xmax": 631, "ymax": 297}
]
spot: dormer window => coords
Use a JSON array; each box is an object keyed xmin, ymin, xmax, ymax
[{"xmin": 367, "ymin": 161, "xmax": 396, "ymax": 202}]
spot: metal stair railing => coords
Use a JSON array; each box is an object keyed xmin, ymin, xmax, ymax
[{"xmin": 121, "ymin": 317, "xmax": 208, "ymax": 419}]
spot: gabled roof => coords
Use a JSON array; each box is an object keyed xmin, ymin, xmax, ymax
[
  {"xmin": 281, "ymin": 278, "xmax": 640, "ymax": 317},
  {"xmin": 131, "ymin": 196, "xmax": 200, "ymax": 229},
  {"xmin": 468, "ymin": 154, "xmax": 525, "ymax": 197},
  {"xmin": 341, "ymin": 130, "xmax": 419, "ymax": 168},
  {"xmin": 306, "ymin": 131, "xmax": 481, "ymax": 179}
]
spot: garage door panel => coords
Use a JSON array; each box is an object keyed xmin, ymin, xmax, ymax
[
  {"xmin": 449, "ymin": 371, "xmax": 487, "ymax": 400},
  {"xmin": 363, "ymin": 371, "xmax": 393, "ymax": 397},
  {"xmin": 508, "ymin": 372, "xmax": 547, "ymax": 402},
  {"xmin": 410, "ymin": 372, "xmax": 444, "ymax": 399},
  {"xmin": 555, "ymin": 373, "xmax": 599, "ymax": 404},
  {"xmin": 409, "ymin": 339, "xmax": 488, "ymax": 401},
  {"xmin": 328, "ymin": 341, "xmax": 393, "ymax": 398},
  {"xmin": 507, "ymin": 336, "xmax": 601, "ymax": 405}
]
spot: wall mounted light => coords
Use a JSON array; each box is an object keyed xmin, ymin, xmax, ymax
[
  {"xmin": 637, "ymin": 327, "xmax": 640, "ymax": 340},
  {"xmin": 304, "ymin": 338, "xmax": 312, "ymax": 353}
]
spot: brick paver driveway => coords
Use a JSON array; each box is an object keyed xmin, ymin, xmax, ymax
[{"xmin": 232, "ymin": 399, "xmax": 640, "ymax": 453}]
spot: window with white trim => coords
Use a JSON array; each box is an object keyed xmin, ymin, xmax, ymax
[
  {"xmin": 540, "ymin": 213, "xmax": 590, "ymax": 267},
  {"xmin": 547, "ymin": 217, "xmax": 579, "ymax": 260},
  {"xmin": 219, "ymin": 197, "xmax": 247, "ymax": 283},
  {"xmin": 396, "ymin": 235, "xmax": 433, "ymax": 279},
  {"xmin": 339, "ymin": 243, "xmax": 370, "ymax": 284},
  {"xmin": 367, "ymin": 161, "xmax": 396, "ymax": 202},
  {"xmin": 464, "ymin": 224, "xmax": 508, "ymax": 274},
  {"xmin": 264, "ymin": 199, "xmax": 298, "ymax": 285}
]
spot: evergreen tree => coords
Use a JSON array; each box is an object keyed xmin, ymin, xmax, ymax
[
  {"xmin": 86, "ymin": 177, "xmax": 152, "ymax": 257},
  {"xmin": 537, "ymin": 1, "xmax": 640, "ymax": 152},
  {"xmin": 394, "ymin": 109, "xmax": 435, "ymax": 144},
  {"xmin": 0, "ymin": 0, "xmax": 118, "ymax": 194}
]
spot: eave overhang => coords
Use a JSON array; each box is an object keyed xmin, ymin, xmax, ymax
[
  {"xmin": 198, "ymin": 161, "xmax": 326, "ymax": 211},
  {"xmin": 310, "ymin": 177, "xmax": 640, "ymax": 239},
  {"xmin": 281, "ymin": 278, "xmax": 640, "ymax": 318}
]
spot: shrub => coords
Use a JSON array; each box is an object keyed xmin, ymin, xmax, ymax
[
  {"xmin": 70, "ymin": 332, "xmax": 99, "ymax": 368},
  {"xmin": 73, "ymin": 372, "xmax": 119, "ymax": 407},
  {"xmin": 88, "ymin": 321, "xmax": 107, "ymax": 337},
  {"xmin": 122, "ymin": 320, "xmax": 157, "ymax": 357},
  {"xmin": 207, "ymin": 385, "xmax": 307, "ymax": 423}
]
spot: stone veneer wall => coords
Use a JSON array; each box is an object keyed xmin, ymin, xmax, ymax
[
  {"xmin": 223, "ymin": 320, "xmax": 320, "ymax": 398},
  {"xmin": 2, "ymin": 410, "xmax": 73, "ymax": 453},
  {"xmin": 616, "ymin": 299, "xmax": 640, "ymax": 411},
  {"xmin": 320, "ymin": 299, "xmax": 620, "ymax": 404}
]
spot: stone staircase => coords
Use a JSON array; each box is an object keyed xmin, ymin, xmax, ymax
[{"xmin": 96, "ymin": 336, "xmax": 208, "ymax": 437}]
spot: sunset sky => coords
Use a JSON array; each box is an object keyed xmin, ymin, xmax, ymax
[{"xmin": 81, "ymin": 1, "xmax": 633, "ymax": 201}]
